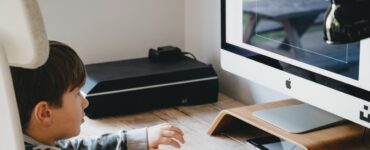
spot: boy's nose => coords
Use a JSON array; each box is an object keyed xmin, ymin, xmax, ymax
[{"xmin": 82, "ymin": 97, "xmax": 89, "ymax": 109}]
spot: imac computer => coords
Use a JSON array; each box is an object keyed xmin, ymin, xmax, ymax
[{"xmin": 221, "ymin": 0, "xmax": 370, "ymax": 133}]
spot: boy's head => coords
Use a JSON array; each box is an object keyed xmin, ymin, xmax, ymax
[{"xmin": 11, "ymin": 41, "xmax": 89, "ymax": 140}]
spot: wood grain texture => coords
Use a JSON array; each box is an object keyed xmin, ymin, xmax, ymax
[{"xmin": 77, "ymin": 93, "xmax": 255, "ymax": 150}]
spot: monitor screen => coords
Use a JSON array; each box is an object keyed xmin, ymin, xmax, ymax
[{"xmin": 221, "ymin": 0, "xmax": 370, "ymax": 129}]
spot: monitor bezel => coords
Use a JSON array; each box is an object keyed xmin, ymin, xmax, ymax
[{"xmin": 221, "ymin": 0, "xmax": 370, "ymax": 102}]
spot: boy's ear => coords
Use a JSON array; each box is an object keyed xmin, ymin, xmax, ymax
[{"xmin": 33, "ymin": 101, "xmax": 53, "ymax": 127}]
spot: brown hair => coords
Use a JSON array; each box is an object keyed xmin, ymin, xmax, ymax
[{"xmin": 10, "ymin": 41, "xmax": 86, "ymax": 130}]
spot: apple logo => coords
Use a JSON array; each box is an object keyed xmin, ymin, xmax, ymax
[{"xmin": 286, "ymin": 78, "xmax": 291, "ymax": 89}]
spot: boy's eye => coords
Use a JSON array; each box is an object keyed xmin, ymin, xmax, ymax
[
  {"xmin": 76, "ymin": 91, "xmax": 87, "ymax": 98},
  {"xmin": 74, "ymin": 90, "xmax": 81, "ymax": 95}
]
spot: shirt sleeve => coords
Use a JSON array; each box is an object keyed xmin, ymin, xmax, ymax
[
  {"xmin": 126, "ymin": 128, "xmax": 148, "ymax": 150},
  {"xmin": 56, "ymin": 128, "xmax": 148, "ymax": 150}
]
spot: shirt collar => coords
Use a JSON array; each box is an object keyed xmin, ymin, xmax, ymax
[
  {"xmin": 23, "ymin": 134, "xmax": 41, "ymax": 145},
  {"xmin": 23, "ymin": 134, "xmax": 61, "ymax": 150}
]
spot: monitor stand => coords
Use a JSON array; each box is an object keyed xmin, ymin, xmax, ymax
[{"xmin": 253, "ymin": 103, "xmax": 345, "ymax": 133}]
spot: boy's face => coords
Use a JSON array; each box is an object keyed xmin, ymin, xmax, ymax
[{"xmin": 52, "ymin": 87, "xmax": 89, "ymax": 139}]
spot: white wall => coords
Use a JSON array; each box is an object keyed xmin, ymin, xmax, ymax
[
  {"xmin": 38, "ymin": 0, "xmax": 184, "ymax": 64},
  {"xmin": 184, "ymin": 0, "xmax": 288, "ymax": 104},
  {"xmin": 38, "ymin": 0, "xmax": 286, "ymax": 104}
]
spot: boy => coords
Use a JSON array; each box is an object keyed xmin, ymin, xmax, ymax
[{"xmin": 11, "ymin": 41, "xmax": 185, "ymax": 150}]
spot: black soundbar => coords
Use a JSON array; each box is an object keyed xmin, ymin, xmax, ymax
[{"xmin": 81, "ymin": 57, "xmax": 219, "ymax": 118}]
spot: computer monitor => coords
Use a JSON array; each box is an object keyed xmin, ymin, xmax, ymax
[{"xmin": 221, "ymin": 0, "xmax": 370, "ymax": 133}]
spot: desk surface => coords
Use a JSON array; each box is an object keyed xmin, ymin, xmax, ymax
[
  {"xmin": 77, "ymin": 93, "xmax": 263, "ymax": 150},
  {"xmin": 243, "ymin": 0, "xmax": 328, "ymax": 20},
  {"xmin": 77, "ymin": 93, "xmax": 370, "ymax": 149}
]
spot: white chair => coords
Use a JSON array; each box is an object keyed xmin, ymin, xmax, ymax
[{"xmin": 0, "ymin": 0, "xmax": 49, "ymax": 149}]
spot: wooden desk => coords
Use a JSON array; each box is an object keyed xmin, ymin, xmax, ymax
[
  {"xmin": 208, "ymin": 99, "xmax": 370, "ymax": 150},
  {"xmin": 243, "ymin": 0, "xmax": 328, "ymax": 48},
  {"xmin": 77, "ymin": 94, "xmax": 370, "ymax": 149},
  {"xmin": 78, "ymin": 94, "xmax": 259, "ymax": 150}
]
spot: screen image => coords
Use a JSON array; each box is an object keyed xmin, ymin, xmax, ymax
[{"xmin": 242, "ymin": 0, "xmax": 360, "ymax": 80}]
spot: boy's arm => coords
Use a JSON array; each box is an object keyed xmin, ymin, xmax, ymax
[{"xmin": 56, "ymin": 128, "xmax": 148, "ymax": 150}]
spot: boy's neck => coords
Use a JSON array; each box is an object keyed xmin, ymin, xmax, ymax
[{"xmin": 25, "ymin": 128, "xmax": 57, "ymax": 146}]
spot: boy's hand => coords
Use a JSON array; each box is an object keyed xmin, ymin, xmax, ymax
[{"xmin": 147, "ymin": 123, "xmax": 185, "ymax": 149}]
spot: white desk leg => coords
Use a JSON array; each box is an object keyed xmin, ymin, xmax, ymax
[{"xmin": 0, "ymin": 48, "xmax": 24, "ymax": 150}]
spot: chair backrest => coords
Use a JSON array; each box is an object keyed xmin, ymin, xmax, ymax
[{"xmin": 0, "ymin": 0, "xmax": 48, "ymax": 149}]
